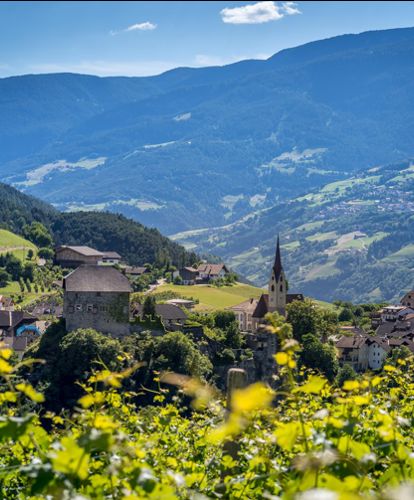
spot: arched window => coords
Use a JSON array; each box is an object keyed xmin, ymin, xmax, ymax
[
  {"xmin": 280, "ymin": 284, "xmax": 283, "ymax": 292},
  {"xmin": 271, "ymin": 285, "xmax": 274, "ymax": 292},
  {"xmin": 280, "ymin": 276, "xmax": 283, "ymax": 282}
]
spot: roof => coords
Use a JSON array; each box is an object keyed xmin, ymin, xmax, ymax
[
  {"xmin": 196, "ymin": 263, "xmax": 229, "ymax": 276},
  {"xmin": 252, "ymin": 294, "xmax": 269, "ymax": 319},
  {"xmin": 56, "ymin": 246, "xmax": 104, "ymax": 257},
  {"xmin": 230, "ymin": 298, "xmax": 259, "ymax": 313},
  {"xmin": 63, "ymin": 265, "xmax": 132, "ymax": 293},
  {"xmin": 336, "ymin": 335, "xmax": 367, "ymax": 349},
  {"xmin": 273, "ymin": 236, "xmax": 283, "ymax": 281},
  {"xmin": 124, "ymin": 266, "xmax": 148, "ymax": 275},
  {"xmin": 375, "ymin": 322, "xmax": 395, "ymax": 337},
  {"xmin": 287, "ymin": 293, "xmax": 304, "ymax": 304},
  {"xmin": 134, "ymin": 303, "xmax": 187, "ymax": 321},
  {"xmin": 102, "ymin": 252, "xmax": 122, "ymax": 260},
  {"xmin": 0, "ymin": 311, "xmax": 37, "ymax": 329}
]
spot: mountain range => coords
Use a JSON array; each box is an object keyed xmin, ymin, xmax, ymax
[{"xmin": 2, "ymin": 26, "xmax": 414, "ymax": 301}]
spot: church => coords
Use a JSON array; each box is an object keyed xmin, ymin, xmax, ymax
[{"xmin": 230, "ymin": 237, "xmax": 303, "ymax": 333}]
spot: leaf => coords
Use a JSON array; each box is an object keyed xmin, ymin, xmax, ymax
[
  {"xmin": 16, "ymin": 383, "xmax": 45, "ymax": 403},
  {"xmin": 294, "ymin": 375, "xmax": 327, "ymax": 395},
  {"xmin": 274, "ymin": 422, "xmax": 300, "ymax": 451},
  {"xmin": 0, "ymin": 358, "xmax": 13, "ymax": 374},
  {"xmin": 51, "ymin": 436, "xmax": 90, "ymax": 480},
  {"xmin": 231, "ymin": 382, "xmax": 274, "ymax": 413}
]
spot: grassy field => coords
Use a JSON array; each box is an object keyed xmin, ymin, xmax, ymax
[
  {"xmin": 155, "ymin": 282, "xmax": 263, "ymax": 311},
  {"xmin": 0, "ymin": 229, "xmax": 37, "ymax": 261}
]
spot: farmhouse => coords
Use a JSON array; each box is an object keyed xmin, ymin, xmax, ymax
[
  {"xmin": 0, "ymin": 310, "xmax": 38, "ymax": 337},
  {"xmin": 101, "ymin": 251, "xmax": 122, "ymax": 265},
  {"xmin": 196, "ymin": 263, "xmax": 230, "ymax": 281},
  {"xmin": 63, "ymin": 265, "xmax": 132, "ymax": 337},
  {"xmin": 55, "ymin": 246, "xmax": 104, "ymax": 268}
]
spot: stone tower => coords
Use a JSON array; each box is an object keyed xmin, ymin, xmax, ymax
[{"xmin": 267, "ymin": 236, "xmax": 287, "ymax": 315}]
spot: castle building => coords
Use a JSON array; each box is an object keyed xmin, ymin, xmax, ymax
[
  {"xmin": 230, "ymin": 236, "xmax": 303, "ymax": 333},
  {"xmin": 63, "ymin": 265, "xmax": 132, "ymax": 337}
]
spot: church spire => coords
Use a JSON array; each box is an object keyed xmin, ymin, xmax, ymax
[{"xmin": 273, "ymin": 235, "xmax": 283, "ymax": 281}]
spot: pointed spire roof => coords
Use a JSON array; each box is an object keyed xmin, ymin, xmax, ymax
[{"xmin": 273, "ymin": 235, "xmax": 283, "ymax": 280}]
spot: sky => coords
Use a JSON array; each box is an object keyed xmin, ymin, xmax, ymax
[{"xmin": 1, "ymin": 1, "xmax": 414, "ymax": 78}]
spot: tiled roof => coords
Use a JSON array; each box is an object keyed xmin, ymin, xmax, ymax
[
  {"xmin": 336, "ymin": 335, "xmax": 367, "ymax": 349},
  {"xmin": 252, "ymin": 294, "xmax": 269, "ymax": 319},
  {"xmin": 230, "ymin": 298, "xmax": 259, "ymax": 313},
  {"xmin": 56, "ymin": 246, "xmax": 103, "ymax": 257},
  {"xmin": 64, "ymin": 265, "xmax": 132, "ymax": 293},
  {"xmin": 196, "ymin": 263, "xmax": 228, "ymax": 276},
  {"xmin": 102, "ymin": 252, "xmax": 122, "ymax": 259}
]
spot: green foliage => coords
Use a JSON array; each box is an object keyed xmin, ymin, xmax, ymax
[
  {"xmin": 37, "ymin": 247, "xmax": 54, "ymax": 260},
  {"xmin": 336, "ymin": 363, "xmax": 357, "ymax": 387},
  {"xmin": 154, "ymin": 332, "xmax": 212, "ymax": 379},
  {"xmin": 23, "ymin": 221, "xmax": 53, "ymax": 248},
  {"xmin": 0, "ymin": 268, "xmax": 10, "ymax": 288},
  {"xmin": 142, "ymin": 295, "xmax": 156, "ymax": 319},
  {"xmin": 287, "ymin": 298, "xmax": 339, "ymax": 342},
  {"xmin": 0, "ymin": 330, "xmax": 414, "ymax": 497}
]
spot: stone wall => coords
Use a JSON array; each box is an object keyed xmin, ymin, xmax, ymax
[{"xmin": 64, "ymin": 291, "xmax": 130, "ymax": 337}]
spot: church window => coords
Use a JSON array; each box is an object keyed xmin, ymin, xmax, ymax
[
  {"xmin": 271, "ymin": 285, "xmax": 274, "ymax": 292},
  {"xmin": 280, "ymin": 276, "xmax": 283, "ymax": 282},
  {"xmin": 75, "ymin": 304, "xmax": 82, "ymax": 312},
  {"xmin": 280, "ymin": 284, "xmax": 283, "ymax": 292}
]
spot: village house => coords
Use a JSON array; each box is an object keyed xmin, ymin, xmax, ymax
[
  {"xmin": 55, "ymin": 246, "xmax": 104, "ymax": 268},
  {"xmin": 63, "ymin": 265, "xmax": 132, "ymax": 337},
  {"xmin": 0, "ymin": 310, "xmax": 38, "ymax": 337},
  {"xmin": 179, "ymin": 267, "xmax": 199, "ymax": 285},
  {"xmin": 196, "ymin": 263, "xmax": 230, "ymax": 281},
  {"xmin": 177, "ymin": 262, "xmax": 231, "ymax": 285},
  {"xmin": 123, "ymin": 266, "xmax": 149, "ymax": 278},
  {"xmin": 132, "ymin": 303, "xmax": 188, "ymax": 330},
  {"xmin": 230, "ymin": 237, "xmax": 304, "ymax": 333},
  {"xmin": 400, "ymin": 290, "xmax": 414, "ymax": 308},
  {"xmin": 101, "ymin": 251, "xmax": 122, "ymax": 265},
  {"xmin": 0, "ymin": 295, "xmax": 14, "ymax": 311}
]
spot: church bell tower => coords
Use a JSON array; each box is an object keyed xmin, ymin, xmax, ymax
[{"xmin": 268, "ymin": 236, "xmax": 287, "ymax": 315}]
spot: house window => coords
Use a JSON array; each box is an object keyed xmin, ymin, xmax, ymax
[
  {"xmin": 75, "ymin": 304, "xmax": 82, "ymax": 312},
  {"xmin": 87, "ymin": 304, "xmax": 93, "ymax": 312}
]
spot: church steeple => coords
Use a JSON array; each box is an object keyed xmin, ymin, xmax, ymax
[
  {"xmin": 273, "ymin": 235, "xmax": 283, "ymax": 281},
  {"xmin": 268, "ymin": 235, "xmax": 287, "ymax": 315}
]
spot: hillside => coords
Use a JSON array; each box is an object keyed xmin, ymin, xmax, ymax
[
  {"xmin": 155, "ymin": 282, "xmax": 263, "ymax": 311},
  {"xmin": 0, "ymin": 182, "xmax": 196, "ymax": 268},
  {"xmin": 3, "ymin": 28, "xmax": 414, "ymax": 232},
  {"xmin": 172, "ymin": 159, "xmax": 414, "ymax": 303},
  {"xmin": 0, "ymin": 229, "xmax": 36, "ymax": 261}
]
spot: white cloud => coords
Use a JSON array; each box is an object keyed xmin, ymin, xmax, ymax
[
  {"xmin": 110, "ymin": 21, "xmax": 157, "ymax": 36},
  {"xmin": 220, "ymin": 1, "xmax": 300, "ymax": 24},
  {"xmin": 125, "ymin": 21, "xmax": 157, "ymax": 31}
]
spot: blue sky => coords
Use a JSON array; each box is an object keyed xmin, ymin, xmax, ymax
[{"xmin": 1, "ymin": 1, "xmax": 414, "ymax": 77}]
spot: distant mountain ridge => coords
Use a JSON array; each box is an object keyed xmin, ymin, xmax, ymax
[{"xmin": 2, "ymin": 27, "xmax": 414, "ymax": 233}]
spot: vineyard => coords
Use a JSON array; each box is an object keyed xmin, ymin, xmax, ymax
[{"xmin": 0, "ymin": 316, "xmax": 413, "ymax": 499}]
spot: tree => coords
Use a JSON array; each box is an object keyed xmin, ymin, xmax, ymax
[
  {"xmin": 338, "ymin": 307, "xmax": 354, "ymax": 322},
  {"xmin": 38, "ymin": 247, "xmax": 54, "ymax": 260},
  {"xmin": 5, "ymin": 255, "xmax": 22, "ymax": 281},
  {"xmin": 23, "ymin": 221, "xmax": 53, "ymax": 248},
  {"xmin": 286, "ymin": 299, "xmax": 338, "ymax": 342},
  {"xmin": 214, "ymin": 310, "xmax": 236, "ymax": 330},
  {"xmin": 0, "ymin": 268, "xmax": 10, "ymax": 287},
  {"xmin": 142, "ymin": 295, "xmax": 156, "ymax": 319},
  {"xmin": 27, "ymin": 324, "xmax": 124, "ymax": 411},
  {"xmin": 300, "ymin": 333, "xmax": 339, "ymax": 382},
  {"xmin": 224, "ymin": 321, "xmax": 242, "ymax": 349},
  {"xmin": 27, "ymin": 249, "xmax": 34, "ymax": 261},
  {"xmin": 154, "ymin": 332, "xmax": 212, "ymax": 379},
  {"xmin": 336, "ymin": 363, "xmax": 357, "ymax": 387}
]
